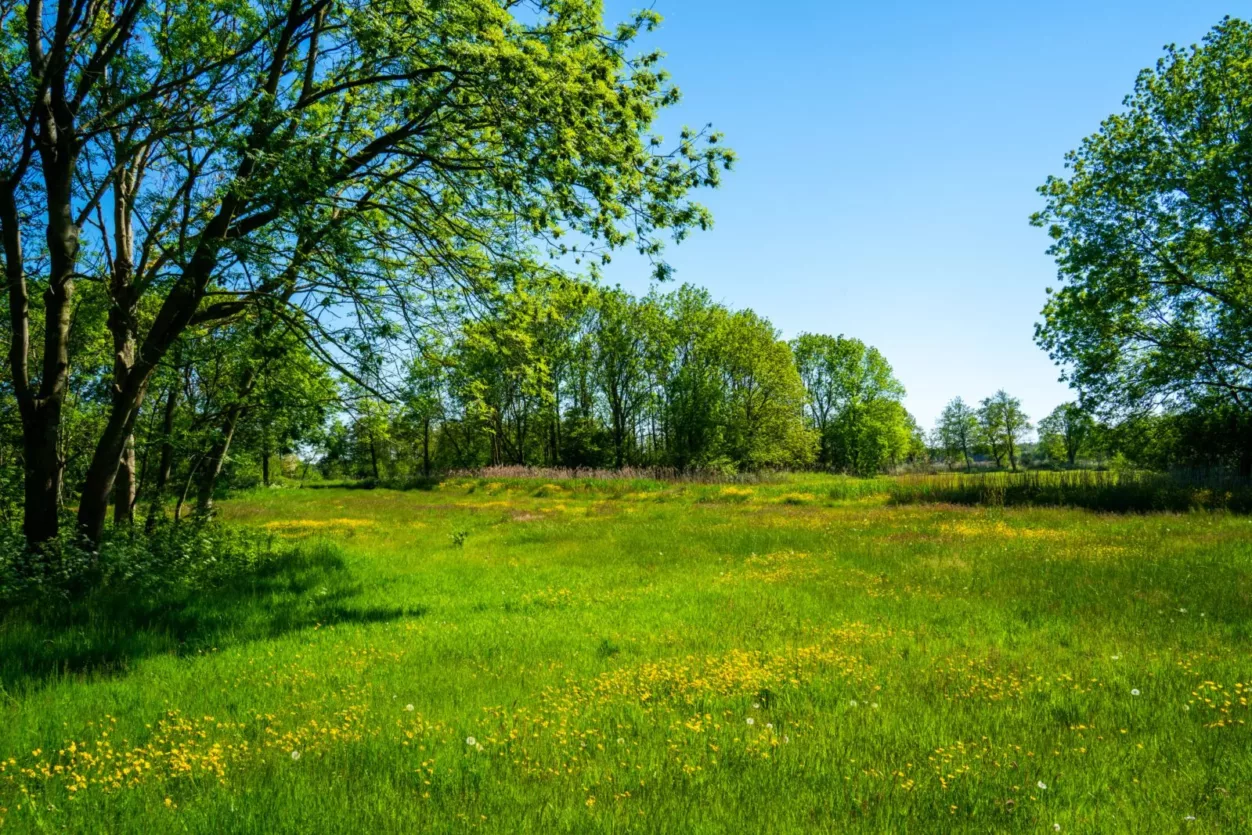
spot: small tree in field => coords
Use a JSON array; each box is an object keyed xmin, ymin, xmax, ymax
[
  {"xmin": 936, "ymin": 397, "xmax": 979, "ymax": 471},
  {"xmin": 1038, "ymin": 402, "xmax": 1095, "ymax": 467},
  {"xmin": 979, "ymin": 391, "xmax": 1031, "ymax": 472}
]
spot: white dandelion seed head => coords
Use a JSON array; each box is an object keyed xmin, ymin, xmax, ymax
[
  {"xmin": 1184, "ymin": 815, "xmax": 1196, "ymax": 821},
  {"xmin": 746, "ymin": 717, "xmax": 755, "ymax": 726},
  {"xmin": 871, "ymin": 703, "xmax": 879, "ymax": 709},
  {"xmin": 405, "ymin": 704, "xmax": 415, "ymax": 712},
  {"xmin": 783, "ymin": 735, "xmax": 790, "ymax": 743},
  {"xmin": 849, "ymin": 699, "xmax": 858, "ymax": 707},
  {"xmin": 752, "ymin": 702, "xmax": 761, "ymax": 709},
  {"xmin": 1111, "ymin": 654, "xmax": 1120, "ymax": 660},
  {"xmin": 466, "ymin": 736, "xmax": 477, "ymax": 747},
  {"xmin": 1037, "ymin": 781, "xmax": 1047, "ymax": 790},
  {"xmin": 1054, "ymin": 825, "xmax": 1061, "ymax": 832},
  {"xmin": 1131, "ymin": 688, "xmax": 1141, "ymax": 697},
  {"xmin": 290, "ymin": 750, "xmax": 301, "ymax": 761},
  {"xmin": 766, "ymin": 723, "xmax": 774, "ymax": 729},
  {"xmin": 1183, "ymin": 704, "xmax": 1190, "ymax": 711}
]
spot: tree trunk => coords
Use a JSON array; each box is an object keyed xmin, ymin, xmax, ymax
[
  {"xmin": 109, "ymin": 155, "xmax": 141, "ymax": 527},
  {"xmin": 423, "ymin": 417, "xmax": 431, "ymax": 478},
  {"xmin": 196, "ymin": 404, "xmax": 247, "ymax": 516},
  {"xmin": 261, "ymin": 425, "xmax": 271, "ymax": 486},
  {"xmin": 145, "ymin": 384, "xmax": 181, "ymax": 531},
  {"xmin": 113, "ymin": 434, "xmax": 136, "ymax": 526},
  {"xmin": 19, "ymin": 405, "xmax": 63, "ymax": 545},
  {"xmin": 3, "ymin": 183, "xmax": 62, "ymax": 545},
  {"xmin": 9, "ymin": 125, "xmax": 80, "ymax": 546}
]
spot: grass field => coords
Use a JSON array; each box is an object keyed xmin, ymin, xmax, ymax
[{"xmin": 2, "ymin": 475, "xmax": 1251, "ymax": 832}]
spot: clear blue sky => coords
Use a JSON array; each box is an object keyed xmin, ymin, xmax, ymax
[{"xmin": 599, "ymin": 0, "xmax": 1239, "ymax": 432}]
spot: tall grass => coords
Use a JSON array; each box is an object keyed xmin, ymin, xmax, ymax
[{"xmin": 889, "ymin": 469, "xmax": 1252, "ymax": 513}]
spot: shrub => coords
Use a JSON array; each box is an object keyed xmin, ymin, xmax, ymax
[{"xmin": 0, "ymin": 520, "xmax": 286, "ymax": 604}]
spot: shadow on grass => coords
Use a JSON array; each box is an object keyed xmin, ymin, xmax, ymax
[
  {"xmin": 0, "ymin": 542, "xmax": 425, "ymax": 695},
  {"xmin": 298, "ymin": 477, "xmax": 441, "ymax": 492}
]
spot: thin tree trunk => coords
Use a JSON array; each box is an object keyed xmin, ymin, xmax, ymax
[
  {"xmin": 196, "ymin": 404, "xmax": 247, "ymax": 516},
  {"xmin": 423, "ymin": 417, "xmax": 431, "ymax": 478},
  {"xmin": 145, "ymin": 383, "xmax": 180, "ymax": 531},
  {"xmin": 114, "ymin": 435, "xmax": 137, "ymax": 525},
  {"xmin": 262, "ymin": 426, "xmax": 271, "ymax": 486}
]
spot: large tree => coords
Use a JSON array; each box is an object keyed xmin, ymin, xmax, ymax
[
  {"xmin": 1, "ymin": 0, "xmax": 732, "ymax": 547},
  {"xmin": 1034, "ymin": 17, "xmax": 1252, "ymax": 422}
]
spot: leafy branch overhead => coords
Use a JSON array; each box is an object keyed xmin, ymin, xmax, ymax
[{"xmin": 0, "ymin": 0, "xmax": 732, "ymax": 546}]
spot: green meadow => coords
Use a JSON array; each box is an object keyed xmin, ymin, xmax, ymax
[{"xmin": 2, "ymin": 476, "xmax": 1250, "ymax": 832}]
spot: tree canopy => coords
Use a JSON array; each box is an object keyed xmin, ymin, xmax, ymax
[{"xmin": 1034, "ymin": 17, "xmax": 1252, "ymax": 418}]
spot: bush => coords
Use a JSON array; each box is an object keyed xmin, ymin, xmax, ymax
[{"xmin": 0, "ymin": 520, "xmax": 285, "ymax": 604}]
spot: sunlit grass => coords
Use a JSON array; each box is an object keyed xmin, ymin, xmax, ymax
[{"xmin": 1, "ymin": 476, "xmax": 1250, "ymax": 832}]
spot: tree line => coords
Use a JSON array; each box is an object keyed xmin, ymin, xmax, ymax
[{"xmin": 319, "ymin": 282, "xmax": 927, "ymax": 479}]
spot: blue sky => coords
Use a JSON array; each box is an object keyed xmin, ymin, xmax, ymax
[{"xmin": 598, "ymin": 0, "xmax": 1239, "ymax": 432}]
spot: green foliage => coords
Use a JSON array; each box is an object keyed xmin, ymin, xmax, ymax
[
  {"xmin": 1037, "ymin": 402, "xmax": 1096, "ymax": 466},
  {"xmin": 791, "ymin": 334, "xmax": 916, "ymax": 474},
  {"xmin": 1034, "ymin": 17, "xmax": 1252, "ymax": 418},
  {"xmin": 365, "ymin": 282, "xmax": 818, "ymax": 476},
  {"xmin": 0, "ymin": 520, "xmax": 288, "ymax": 604},
  {"xmin": 934, "ymin": 397, "xmax": 980, "ymax": 470},
  {"xmin": 977, "ymin": 390, "xmax": 1031, "ymax": 471}
]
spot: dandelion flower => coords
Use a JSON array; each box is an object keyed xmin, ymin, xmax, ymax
[
  {"xmin": 1131, "ymin": 688, "xmax": 1140, "ymax": 697},
  {"xmin": 1054, "ymin": 825, "xmax": 1061, "ymax": 832},
  {"xmin": 746, "ymin": 717, "xmax": 755, "ymax": 726},
  {"xmin": 1111, "ymin": 654, "xmax": 1120, "ymax": 661},
  {"xmin": 1037, "ymin": 781, "xmax": 1047, "ymax": 790},
  {"xmin": 466, "ymin": 736, "xmax": 477, "ymax": 747},
  {"xmin": 871, "ymin": 703, "xmax": 879, "ymax": 709},
  {"xmin": 766, "ymin": 722, "xmax": 773, "ymax": 729},
  {"xmin": 405, "ymin": 704, "xmax": 415, "ymax": 712},
  {"xmin": 849, "ymin": 699, "xmax": 858, "ymax": 707},
  {"xmin": 752, "ymin": 702, "xmax": 761, "ymax": 709},
  {"xmin": 783, "ymin": 735, "xmax": 790, "ymax": 743},
  {"xmin": 617, "ymin": 738, "xmax": 625, "ymax": 745},
  {"xmin": 290, "ymin": 750, "xmax": 301, "ymax": 761}
]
